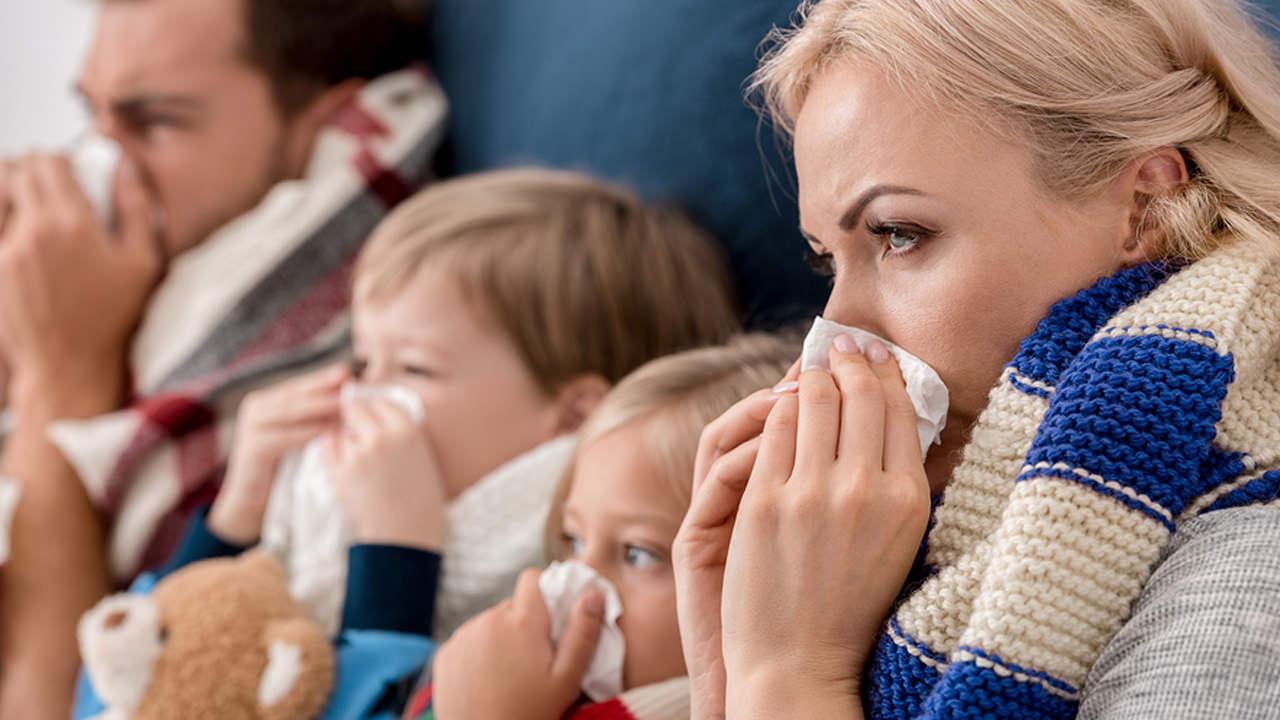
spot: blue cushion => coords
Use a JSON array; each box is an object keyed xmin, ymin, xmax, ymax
[{"xmin": 429, "ymin": 1, "xmax": 829, "ymax": 328}]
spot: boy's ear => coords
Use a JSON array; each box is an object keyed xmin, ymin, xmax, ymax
[{"xmin": 551, "ymin": 375, "xmax": 611, "ymax": 434}]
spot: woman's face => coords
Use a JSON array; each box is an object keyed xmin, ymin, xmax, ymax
[{"xmin": 794, "ymin": 62, "xmax": 1142, "ymax": 442}]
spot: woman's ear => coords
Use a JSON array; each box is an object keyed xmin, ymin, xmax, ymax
[
  {"xmin": 550, "ymin": 375, "xmax": 612, "ymax": 435},
  {"xmin": 1121, "ymin": 147, "xmax": 1190, "ymax": 263}
]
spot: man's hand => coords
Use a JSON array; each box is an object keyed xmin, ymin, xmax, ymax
[{"xmin": 0, "ymin": 153, "xmax": 164, "ymax": 408}]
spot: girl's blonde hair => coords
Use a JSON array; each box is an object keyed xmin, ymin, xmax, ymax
[
  {"xmin": 354, "ymin": 168, "xmax": 740, "ymax": 393},
  {"xmin": 751, "ymin": 0, "xmax": 1280, "ymax": 260},
  {"xmin": 544, "ymin": 333, "xmax": 800, "ymax": 559}
]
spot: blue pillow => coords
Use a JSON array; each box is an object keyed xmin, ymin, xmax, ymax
[{"xmin": 429, "ymin": 1, "xmax": 829, "ymax": 328}]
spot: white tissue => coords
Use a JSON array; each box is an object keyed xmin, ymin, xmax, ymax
[
  {"xmin": 801, "ymin": 317, "xmax": 950, "ymax": 458},
  {"xmin": 339, "ymin": 383, "xmax": 426, "ymax": 423},
  {"xmin": 0, "ymin": 475, "xmax": 20, "ymax": 566},
  {"xmin": 70, "ymin": 134, "xmax": 121, "ymax": 225},
  {"xmin": 539, "ymin": 561, "xmax": 625, "ymax": 702},
  {"xmin": 260, "ymin": 382, "xmax": 426, "ymax": 634}
]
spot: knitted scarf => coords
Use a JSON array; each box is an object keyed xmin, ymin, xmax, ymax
[
  {"xmin": 44, "ymin": 69, "xmax": 448, "ymax": 581},
  {"xmin": 402, "ymin": 676, "xmax": 689, "ymax": 720},
  {"xmin": 866, "ymin": 237, "xmax": 1280, "ymax": 719}
]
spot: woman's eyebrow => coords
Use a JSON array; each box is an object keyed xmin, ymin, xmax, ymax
[{"xmin": 838, "ymin": 185, "xmax": 928, "ymax": 231}]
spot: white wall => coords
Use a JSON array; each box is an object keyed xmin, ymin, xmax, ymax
[{"xmin": 0, "ymin": 1, "xmax": 98, "ymax": 155}]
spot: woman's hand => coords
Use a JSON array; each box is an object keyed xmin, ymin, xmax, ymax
[
  {"xmin": 209, "ymin": 365, "xmax": 347, "ymax": 544},
  {"xmin": 323, "ymin": 394, "xmax": 447, "ymax": 552},
  {"xmin": 721, "ymin": 339, "xmax": 931, "ymax": 718},
  {"xmin": 432, "ymin": 569, "xmax": 604, "ymax": 720},
  {"xmin": 673, "ymin": 363, "xmax": 799, "ymax": 720}
]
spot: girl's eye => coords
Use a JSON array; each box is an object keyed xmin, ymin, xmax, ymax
[
  {"xmin": 624, "ymin": 545, "xmax": 663, "ymax": 569},
  {"xmin": 561, "ymin": 533, "xmax": 585, "ymax": 558},
  {"xmin": 803, "ymin": 245, "xmax": 836, "ymax": 277}
]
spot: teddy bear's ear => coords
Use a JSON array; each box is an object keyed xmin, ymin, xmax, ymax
[{"xmin": 257, "ymin": 618, "xmax": 335, "ymax": 720}]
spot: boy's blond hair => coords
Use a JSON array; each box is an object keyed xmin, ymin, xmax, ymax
[
  {"xmin": 545, "ymin": 333, "xmax": 801, "ymax": 559},
  {"xmin": 354, "ymin": 168, "xmax": 741, "ymax": 392}
]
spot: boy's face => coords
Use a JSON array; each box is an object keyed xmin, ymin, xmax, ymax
[
  {"xmin": 560, "ymin": 421, "xmax": 689, "ymax": 691},
  {"xmin": 351, "ymin": 268, "xmax": 563, "ymax": 500}
]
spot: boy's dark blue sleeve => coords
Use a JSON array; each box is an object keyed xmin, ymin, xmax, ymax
[
  {"xmin": 341, "ymin": 544, "xmax": 442, "ymax": 637},
  {"xmin": 156, "ymin": 506, "xmax": 252, "ymax": 579}
]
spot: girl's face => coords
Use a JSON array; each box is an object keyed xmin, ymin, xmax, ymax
[
  {"xmin": 793, "ymin": 62, "xmax": 1146, "ymax": 480},
  {"xmin": 559, "ymin": 421, "xmax": 689, "ymax": 691}
]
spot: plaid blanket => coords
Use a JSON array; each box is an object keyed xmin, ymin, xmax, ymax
[{"xmin": 46, "ymin": 68, "xmax": 447, "ymax": 582}]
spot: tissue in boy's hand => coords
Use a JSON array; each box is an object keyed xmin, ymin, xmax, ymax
[
  {"xmin": 340, "ymin": 383, "xmax": 425, "ymax": 423},
  {"xmin": 540, "ymin": 561, "xmax": 625, "ymax": 702},
  {"xmin": 801, "ymin": 317, "xmax": 950, "ymax": 458}
]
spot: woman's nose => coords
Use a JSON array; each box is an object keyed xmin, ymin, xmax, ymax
[{"xmin": 822, "ymin": 280, "xmax": 884, "ymax": 336}]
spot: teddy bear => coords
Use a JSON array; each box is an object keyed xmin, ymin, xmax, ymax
[{"xmin": 78, "ymin": 551, "xmax": 334, "ymax": 720}]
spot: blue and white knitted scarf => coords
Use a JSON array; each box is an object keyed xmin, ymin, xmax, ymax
[{"xmin": 866, "ymin": 238, "xmax": 1280, "ymax": 719}]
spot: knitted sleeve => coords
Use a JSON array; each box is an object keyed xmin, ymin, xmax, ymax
[{"xmin": 1078, "ymin": 506, "xmax": 1280, "ymax": 719}]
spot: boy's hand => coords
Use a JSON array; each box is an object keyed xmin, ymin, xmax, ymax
[
  {"xmin": 323, "ymin": 395, "xmax": 447, "ymax": 551},
  {"xmin": 432, "ymin": 569, "xmax": 604, "ymax": 720},
  {"xmin": 209, "ymin": 366, "xmax": 347, "ymax": 544}
]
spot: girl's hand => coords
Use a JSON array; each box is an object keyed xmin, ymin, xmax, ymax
[
  {"xmin": 721, "ymin": 340, "xmax": 931, "ymax": 717},
  {"xmin": 673, "ymin": 363, "xmax": 799, "ymax": 720},
  {"xmin": 323, "ymin": 394, "xmax": 447, "ymax": 552},
  {"xmin": 209, "ymin": 365, "xmax": 347, "ymax": 544},
  {"xmin": 432, "ymin": 569, "xmax": 605, "ymax": 720}
]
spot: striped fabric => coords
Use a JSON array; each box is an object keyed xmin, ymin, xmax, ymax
[
  {"xmin": 45, "ymin": 69, "xmax": 448, "ymax": 582},
  {"xmin": 866, "ymin": 238, "xmax": 1280, "ymax": 719}
]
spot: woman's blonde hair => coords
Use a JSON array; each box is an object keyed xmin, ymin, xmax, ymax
[
  {"xmin": 354, "ymin": 168, "xmax": 740, "ymax": 392},
  {"xmin": 751, "ymin": 0, "xmax": 1280, "ymax": 260},
  {"xmin": 544, "ymin": 333, "xmax": 800, "ymax": 559}
]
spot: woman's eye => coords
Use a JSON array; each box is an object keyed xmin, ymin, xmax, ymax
[
  {"xmin": 868, "ymin": 222, "xmax": 930, "ymax": 257},
  {"xmin": 624, "ymin": 545, "xmax": 663, "ymax": 569}
]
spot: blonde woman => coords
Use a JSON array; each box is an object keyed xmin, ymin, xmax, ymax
[{"xmin": 674, "ymin": 1, "xmax": 1280, "ymax": 718}]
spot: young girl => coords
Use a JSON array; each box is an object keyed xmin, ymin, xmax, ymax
[{"xmin": 410, "ymin": 333, "xmax": 798, "ymax": 720}]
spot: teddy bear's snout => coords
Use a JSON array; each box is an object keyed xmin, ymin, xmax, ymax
[
  {"xmin": 102, "ymin": 609, "xmax": 130, "ymax": 630},
  {"xmin": 79, "ymin": 593, "xmax": 165, "ymax": 712}
]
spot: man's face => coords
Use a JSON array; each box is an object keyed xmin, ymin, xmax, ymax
[{"xmin": 78, "ymin": 0, "xmax": 298, "ymax": 256}]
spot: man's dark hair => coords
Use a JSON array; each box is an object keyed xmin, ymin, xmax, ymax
[{"xmin": 241, "ymin": 0, "xmax": 426, "ymax": 115}]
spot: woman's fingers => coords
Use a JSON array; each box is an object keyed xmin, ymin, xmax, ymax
[
  {"xmin": 865, "ymin": 346, "xmax": 925, "ymax": 473},
  {"xmin": 746, "ymin": 392, "xmax": 799, "ymax": 494},
  {"xmin": 793, "ymin": 368, "xmax": 841, "ymax": 477},
  {"xmin": 692, "ymin": 389, "xmax": 782, "ymax": 493},
  {"xmin": 830, "ymin": 340, "xmax": 885, "ymax": 472},
  {"xmin": 684, "ymin": 436, "xmax": 762, "ymax": 532}
]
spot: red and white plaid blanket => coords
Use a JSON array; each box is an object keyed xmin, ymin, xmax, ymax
[{"xmin": 46, "ymin": 68, "xmax": 447, "ymax": 582}]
